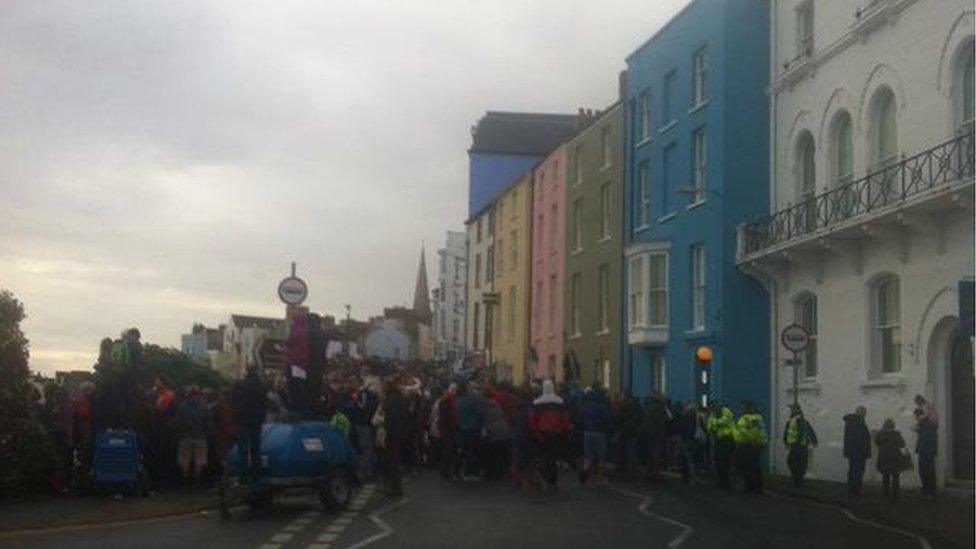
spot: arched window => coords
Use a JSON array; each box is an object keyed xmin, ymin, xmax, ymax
[
  {"xmin": 831, "ymin": 111, "xmax": 853, "ymax": 187},
  {"xmin": 794, "ymin": 293, "xmax": 818, "ymax": 378},
  {"xmin": 955, "ymin": 46, "xmax": 975, "ymax": 134},
  {"xmin": 871, "ymin": 88, "xmax": 898, "ymax": 169},
  {"xmin": 871, "ymin": 275, "xmax": 901, "ymax": 374},
  {"xmin": 794, "ymin": 132, "xmax": 817, "ymax": 232},
  {"xmin": 796, "ymin": 132, "xmax": 817, "ymax": 201}
]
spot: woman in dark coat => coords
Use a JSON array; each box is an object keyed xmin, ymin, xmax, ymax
[{"xmin": 874, "ymin": 419, "xmax": 906, "ymax": 500}]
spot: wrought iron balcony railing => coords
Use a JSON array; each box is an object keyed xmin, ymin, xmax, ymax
[{"xmin": 742, "ymin": 128, "xmax": 975, "ymax": 257}]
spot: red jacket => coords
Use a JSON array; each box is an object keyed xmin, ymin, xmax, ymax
[{"xmin": 530, "ymin": 402, "xmax": 571, "ymax": 436}]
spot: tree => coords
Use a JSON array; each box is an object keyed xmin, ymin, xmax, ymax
[
  {"xmin": 0, "ymin": 290, "xmax": 58, "ymax": 496},
  {"xmin": 143, "ymin": 344, "xmax": 224, "ymax": 390},
  {"xmin": 0, "ymin": 290, "xmax": 31, "ymax": 419}
]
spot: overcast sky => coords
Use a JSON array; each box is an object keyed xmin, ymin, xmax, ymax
[{"xmin": 0, "ymin": 0, "xmax": 688, "ymax": 375}]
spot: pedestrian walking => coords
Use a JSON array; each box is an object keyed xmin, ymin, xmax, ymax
[
  {"xmin": 875, "ymin": 419, "xmax": 907, "ymax": 501},
  {"xmin": 842, "ymin": 406, "xmax": 871, "ymax": 497},
  {"xmin": 530, "ymin": 379, "xmax": 572, "ymax": 491},
  {"xmin": 677, "ymin": 403, "xmax": 706, "ymax": 485},
  {"xmin": 580, "ymin": 384, "xmax": 611, "ymax": 486},
  {"xmin": 706, "ymin": 403, "xmax": 736, "ymax": 489},
  {"xmin": 913, "ymin": 407, "xmax": 938, "ymax": 497},
  {"xmin": 481, "ymin": 393, "xmax": 512, "ymax": 480},
  {"xmin": 381, "ymin": 381, "xmax": 408, "ymax": 497},
  {"xmin": 734, "ymin": 400, "xmax": 767, "ymax": 494},
  {"xmin": 455, "ymin": 383, "xmax": 484, "ymax": 481},
  {"xmin": 783, "ymin": 405, "xmax": 818, "ymax": 487},
  {"xmin": 230, "ymin": 366, "xmax": 267, "ymax": 485},
  {"xmin": 175, "ymin": 386, "xmax": 212, "ymax": 487}
]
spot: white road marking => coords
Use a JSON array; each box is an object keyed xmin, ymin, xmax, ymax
[
  {"xmin": 764, "ymin": 490, "xmax": 933, "ymax": 549},
  {"xmin": 606, "ymin": 486, "xmax": 695, "ymax": 548},
  {"xmin": 258, "ymin": 544, "xmax": 282, "ymax": 549},
  {"xmin": 343, "ymin": 497, "xmax": 410, "ymax": 549},
  {"xmin": 317, "ymin": 533, "xmax": 339, "ymax": 542},
  {"xmin": 270, "ymin": 532, "xmax": 294, "ymax": 543},
  {"xmin": 306, "ymin": 544, "xmax": 331, "ymax": 549}
]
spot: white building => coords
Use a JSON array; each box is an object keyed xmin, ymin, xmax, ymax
[
  {"xmin": 216, "ymin": 315, "xmax": 286, "ymax": 379},
  {"xmin": 433, "ymin": 231, "xmax": 467, "ymax": 362},
  {"xmin": 738, "ymin": 0, "xmax": 974, "ymax": 486},
  {"xmin": 465, "ymin": 207, "xmax": 496, "ymax": 364}
]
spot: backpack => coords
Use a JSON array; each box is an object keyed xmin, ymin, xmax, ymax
[{"xmin": 110, "ymin": 340, "xmax": 130, "ymax": 368}]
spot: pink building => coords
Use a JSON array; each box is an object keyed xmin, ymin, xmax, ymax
[{"xmin": 530, "ymin": 145, "xmax": 566, "ymax": 381}]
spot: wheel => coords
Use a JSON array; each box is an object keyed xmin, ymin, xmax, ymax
[{"xmin": 320, "ymin": 469, "xmax": 352, "ymax": 511}]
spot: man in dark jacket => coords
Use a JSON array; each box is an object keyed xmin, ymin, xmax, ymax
[
  {"xmin": 842, "ymin": 406, "xmax": 871, "ymax": 496},
  {"xmin": 231, "ymin": 367, "xmax": 268, "ymax": 484},
  {"xmin": 783, "ymin": 405, "xmax": 818, "ymax": 487},
  {"xmin": 382, "ymin": 382, "xmax": 409, "ymax": 496},
  {"xmin": 914, "ymin": 408, "xmax": 938, "ymax": 497}
]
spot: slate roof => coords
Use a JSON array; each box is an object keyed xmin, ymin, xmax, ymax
[{"xmin": 469, "ymin": 111, "xmax": 578, "ymax": 156}]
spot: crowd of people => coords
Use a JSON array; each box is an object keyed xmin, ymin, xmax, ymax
[{"xmin": 27, "ymin": 324, "xmax": 942, "ymax": 503}]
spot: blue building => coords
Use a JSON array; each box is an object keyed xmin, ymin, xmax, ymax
[
  {"xmin": 468, "ymin": 111, "xmax": 577, "ymax": 217},
  {"xmin": 622, "ymin": 0, "xmax": 770, "ymax": 416}
]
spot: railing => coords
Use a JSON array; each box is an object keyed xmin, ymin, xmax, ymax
[{"xmin": 742, "ymin": 129, "xmax": 975, "ymax": 256}]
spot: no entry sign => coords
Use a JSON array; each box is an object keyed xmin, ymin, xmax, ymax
[
  {"xmin": 780, "ymin": 323, "xmax": 810, "ymax": 353},
  {"xmin": 278, "ymin": 276, "xmax": 308, "ymax": 306}
]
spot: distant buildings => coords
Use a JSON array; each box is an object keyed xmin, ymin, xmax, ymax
[
  {"xmin": 432, "ymin": 231, "xmax": 467, "ymax": 363},
  {"xmin": 180, "ymin": 323, "xmax": 224, "ymax": 364},
  {"xmin": 214, "ymin": 314, "xmax": 287, "ymax": 379}
]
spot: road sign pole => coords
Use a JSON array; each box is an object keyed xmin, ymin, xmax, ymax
[{"xmin": 792, "ymin": 350, "xmax": 799, "ymax": 408}]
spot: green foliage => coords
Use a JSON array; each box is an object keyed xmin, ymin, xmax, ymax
[
  {"xmin": 143, "ymin": 344, "xmax": 223, "ymax": 390},
  {"xmin": 0, "ymin": 418, "xmax": 60, "ymax": 497},
  {"xmin": 0, "ymin": 289, "xmax": 30, "ymax": 420}
]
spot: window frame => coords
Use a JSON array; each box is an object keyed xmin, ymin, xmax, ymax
[
  {"xmin": 652, "ymin": 356, "xmax": 667, "ymax": 394},
  {"xmin": 639, "ymin": 90, "xmax": 651, "ymax": 141},
  {"xmin": 599, "ymin": 182, "xmax": 612, "ymax": 240},
  {"xmin": 597, "ymin": 263, "xmax": 610, "ymax": 332},
  {"xmin": 691, "ymin": 244, "xmax": 706, "ymax": 331},
  {"xmin": 570, "ymin": 273, "xmax": 582, "ymax": 336},
  {"xmin": 663, "ymin": 70, "xmax": 676, "ymax": 124},
  {"xmin": 601, "ymin": 126, "xmax": 612, "ymax": 168},
  {"xmin": 572, "ymin": 198, "xmax": 584, "ymax": 252},
  {"xmin": 693, "ymin": 46, "xmax": 708, "ymax": 107},
  {"xmin": 628, "ymin": 256, "xmax": 645, "ymax": 329},
  {"xmin": 796, "ymin": 0, "xmax": 814, "ymax": 57},
  {"xmin": 647, "ymin": 252, "xmax": 669, "ymax": 329},
  {"xmin": 574, "ymin": 145, "xmax": 584, "ymax": 186},
  {"xmin": 692, "ymin": 127, "xmax": 707, "ymax": 203},
  {"xmin": 794, "ymin": 293, "xmax": 818, "ymax": 379},
  {"xmin": 636, "ymin": 162, "xmax": 650, "ymax": 229},
  {"xmin": 872, "ymin": 276, "xmax": 902, "ymax": 374}
]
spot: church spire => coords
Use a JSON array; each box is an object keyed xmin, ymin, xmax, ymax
[{"xmin": 413, "ymin": 244, "xmax": 432, "ymax": 323}]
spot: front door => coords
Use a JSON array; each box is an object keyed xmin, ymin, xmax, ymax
[{"xmin": 950, "ymin": 330, "xmax": 975, "ymax": 479}]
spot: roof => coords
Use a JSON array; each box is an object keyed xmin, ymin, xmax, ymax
[
  {"xmin": 468, "ymin": 111, "xmax": 578, "ymax": 155},
  {"xmin": 230, "ymin": 314, "xmax": 285, "ymax": 331},
  {"xmin": 625, "ymin": 0, "xmax": 700, "ymax": 62}
]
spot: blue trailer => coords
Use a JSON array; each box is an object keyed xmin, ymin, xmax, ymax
[{"xmin": 222, "ymin": 421, "xmax": 359, "ymax": 513}]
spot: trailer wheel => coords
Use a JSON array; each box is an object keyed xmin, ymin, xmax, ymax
[{"xmin": 320, "ymin": 469, "xmax": 352, "ymax": 511}]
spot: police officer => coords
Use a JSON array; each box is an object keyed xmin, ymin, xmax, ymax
[
  {"xmin": 707, "ymin": 402, "xmax": 736, "ymax": 489},
  {"xmin": 734, "ymin": 400, "xmax": 767, "ymax": 494},
  {"xmin": 783, "ymin": 404, "xmax": 817, "ymax": 487}
]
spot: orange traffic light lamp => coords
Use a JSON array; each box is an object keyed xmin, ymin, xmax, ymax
[{"xmin": 695, "ymin": 345, "xmax": 713, "ymax": 364}]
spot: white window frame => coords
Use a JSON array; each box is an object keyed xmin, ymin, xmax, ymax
[
  {"xmin": 601, "ymin": 126, "xmax": 612, "ymax": 168},
  {"xmin": 628, "ymin": 256, "xmax": 645, "ymax": 329},
  {"xmin": 647, "ymin": 252, "xmax": 669, "ymax": 329},
  {"xmin": 691, "ymin": 245, "xmax": 706, "ymax": 331},
  {"xmin": 639, "ymin": 90, "xmax": 651, "ymax": 141},
  {"xmin": 652, "ymin": 356, "xmax": 667, "ymax": 394},
  {"xmin": 571, "ymin": 273, "xmax": 582, "ymax": 336},
  {"xmin": 599, "ymin": 182, "xmax": 612, "ymax": 240},
  {"xmin": 692, "ymin": 127, "xmax": 707, "ymax": 203},
  {"xmin": 872, "ymin": 88, "xmax": 898, "ymax": 169},
  {"xmin": 832, "ymin": 112, "xmax": 853, "ymax": 187},
  {"xmin": 572, "ymin": 199, "xmax": 583, "ymax": 252},
  {"xmin": 637, "ymin": 162, "xmax": 650, "ymax": 228},
  {"xmin": 663, "ymin": 71, "xmax": 676, "ymax": 124},
  {"xmin": 597, "ymin": 263, "xmax": 610, "ymax": 332},
  {"xmin": 507, "ymin": 285, "xmax": 516, "ymax": 342},
  {"xmin": 693, "ymin": 46, "xmax": 708, "ymax": 107},
  {"xmin": 796, "ymin": 0, "xmax": 814, "ymax": 57},
  {"xmin": 955, "ymin": 48, "xmax": 975, "ymax": 134},
  {"xmin": 574, "ymin": 145, "xmax": 584, "ymax": 185},
  {"xmin": 794, "ymin": 293, "xmax": 818, "ymax": 379},
  {"xmin": 872, "ymin": 276, "xmax": 901, "ymax": 374}
]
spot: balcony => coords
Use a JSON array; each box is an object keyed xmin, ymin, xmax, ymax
[{"xmin": 738, "ymin": 130, "xmax": 975, "ymax": 265}]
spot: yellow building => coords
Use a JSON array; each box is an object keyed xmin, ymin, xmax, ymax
[{"xmin": 491, "ymin": 172, "xmax": 534, "ymax": 383}]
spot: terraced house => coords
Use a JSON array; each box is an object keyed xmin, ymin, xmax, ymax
[
  {"xmin": 564, "ymin": 102, "xmax": 625, "ymax": 388},
  {"xmin": 530, "ymin": 145, "xmax": 567, "ymax": 381},
  {"xmin": 738, "ymin": 0, "xmax": 975, "ymax": 486},
  {"xmin": 492, "ymin": 172, "xmax": 534, "ymax": 383},
  {"xmin": 623, "ymin": 0, "xmax": 770, "ymax": 412}
]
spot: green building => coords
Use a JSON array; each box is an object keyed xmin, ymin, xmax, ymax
[{"xmin": 563, "ymin": 102, "xmax": 624, "ymax": 389}]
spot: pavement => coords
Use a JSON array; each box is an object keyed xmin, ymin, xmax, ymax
[
  {"xmin": 765, "ymin": 474, "xmax": 975, "ymax": 549},
  {"xmin": 0, "ymin": 469, "xmax": 967, "ymax": 549}
]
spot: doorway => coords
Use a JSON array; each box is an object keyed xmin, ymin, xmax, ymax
[{"xmin": 950, "ymin": 329, "xmax": 974, "ymax": 480}]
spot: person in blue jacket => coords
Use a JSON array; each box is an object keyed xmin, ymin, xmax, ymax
[{"xmin": 580, "ymin": 383, "xmax": 612, "ymax": 486}]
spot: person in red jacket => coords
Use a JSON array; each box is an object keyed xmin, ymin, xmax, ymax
[{"xmin": 530, "ymin": 380, "xmax": 572, "ymax": 490}]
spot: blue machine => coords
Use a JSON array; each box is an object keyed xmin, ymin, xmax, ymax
[
  {"xmin": 224, "ymin": 421, "xmax": 358, "ymax": 511},
  {"xmin": 91, "ymin": 429, "xmax": 148, "ymax": 494}
]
